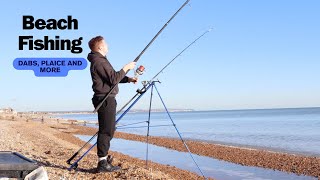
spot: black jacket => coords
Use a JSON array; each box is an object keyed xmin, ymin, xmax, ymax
[{"xmin": 87, "ymin": 51, "xmax": 128, "ymax": 96}]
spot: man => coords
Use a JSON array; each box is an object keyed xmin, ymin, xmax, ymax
[{"xmin": 87, "ymin": 36, "xmax": 136, "ymax": 172}]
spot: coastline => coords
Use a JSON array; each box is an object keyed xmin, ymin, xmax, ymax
[
  {"xmin": 1, "ymin": 113, "xmax": 319, "ymax": 179},
  {"xmin": 51, "ymin": 111, "xmax": 320, "ymax": 158},
  {"xmin": 185, "ymin": 138, "xmax": 320, "ymax": 157}
]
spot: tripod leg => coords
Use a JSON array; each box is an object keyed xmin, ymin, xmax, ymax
[
  {"xmin": 153, "ymin": 84, "xmax": 206, "ymax": 178},
  {"xmin": 146, "ymin": 84, "xmax": 154, "ymax": 168}
]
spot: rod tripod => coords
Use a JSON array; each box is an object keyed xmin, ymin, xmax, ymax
[{"xmin": 68, "ymin": 81, "xmax": 205, "ymax": 178}]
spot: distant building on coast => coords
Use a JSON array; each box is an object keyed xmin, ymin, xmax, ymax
[{"xmin": 0, "ymin": 107, "xmax": 17, "ymax": 114}]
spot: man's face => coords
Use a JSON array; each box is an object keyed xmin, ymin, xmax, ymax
[{"xmin": 98, "ymin": 40, "xmax": 109, "ymax": 56}]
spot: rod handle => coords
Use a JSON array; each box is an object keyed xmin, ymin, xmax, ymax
[{"xmin": 66, "ymin": 152, "xmax": 78, "ymax": 165}]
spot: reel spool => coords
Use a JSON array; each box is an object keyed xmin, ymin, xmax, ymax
[{"xmin": 134, "ymin": 65, "xmax": 145, "ymax": 78}]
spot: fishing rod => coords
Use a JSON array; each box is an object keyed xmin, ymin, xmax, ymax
[
  {"xmin": 118, "ymin": 28, "xmax": 212, "ymax": 112},
  {"xmin": 66, "ymin": 66, "xmax": 145, "ymax": 165},
  {"xmin": 67, "ymin": 28, "xmax": 211, "ymax": 166},
  {"xmin": 93, "ymin": 0, "xmax": 190, "ymax": 113},
  {"xmin": 67, "ymin": 0, "xmax": 190, "ymax": 165}
]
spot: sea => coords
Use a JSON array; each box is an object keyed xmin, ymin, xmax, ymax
[{"xmin": 56, "ymin": 107, "xmax": 320, "ymax": 156}]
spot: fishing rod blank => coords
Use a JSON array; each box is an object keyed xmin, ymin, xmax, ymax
[
  {"xmin": 93, "ymin": 0, "xmax": 190, "ymax": 113},
  {"xmin": 117, "ymin": 28, "xmax": 212, "ymax": 112}
]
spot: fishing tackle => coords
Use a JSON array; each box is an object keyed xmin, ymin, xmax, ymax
[
  {"xmin": 67, "ymin": 29, "xmax": 211, "ymax": 178},
  {"xmin": 134, "ymin": 65, "xmax": 145, "ymax": 79},
  {"xmin": 67, "ymin": 0, "xmax": 191, "ymax": 166}
]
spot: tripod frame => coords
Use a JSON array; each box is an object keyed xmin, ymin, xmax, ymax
[{"xmin": 68, "ymin": 81, "xmax": 205, "ymax": 178}]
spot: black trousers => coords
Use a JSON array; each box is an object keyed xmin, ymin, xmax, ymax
[{"xmin": 92, "ymin": 96, "xmax": 117, "ymax": 158}]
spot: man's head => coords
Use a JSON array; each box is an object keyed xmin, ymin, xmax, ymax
[{"xmin": 88, "ymin": 36, "xmax": 109, "ymax": 56}]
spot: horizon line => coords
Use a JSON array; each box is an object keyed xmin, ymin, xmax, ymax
[{"xmin": 6, "ymin": 106, "xmax": 320, "ymax": 113}]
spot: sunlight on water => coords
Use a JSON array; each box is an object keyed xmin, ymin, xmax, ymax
[
  {"xmin": 76, "ymin": 135, "xmax": 316, "ymax": 180},
  {"xmin": 59, "ymin": 107, "xmax": 320, "ymax": 156}
]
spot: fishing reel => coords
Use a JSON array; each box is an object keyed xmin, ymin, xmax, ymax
[
  {"xmin": 134, "ymin": 65, "xmax": 145, "ymax": 79},
  {"xmin": 134, "ymin": 65, "xmax": 146, "ymax": 94}
]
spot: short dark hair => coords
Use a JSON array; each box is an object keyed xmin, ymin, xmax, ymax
[{"xmin": 88, "ymin": 36, "xmax": 104, "ymax": 51}]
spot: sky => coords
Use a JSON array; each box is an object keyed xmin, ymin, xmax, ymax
[{"xmin": 0, "ymin": 0, "xmax": 319, "ymax": 111}]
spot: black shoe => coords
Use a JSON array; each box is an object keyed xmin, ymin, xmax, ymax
[{"xmin": 96, "ymin": 159, "xmax": 121, "ymax": 173}]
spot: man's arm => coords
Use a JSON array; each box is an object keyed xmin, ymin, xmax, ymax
[
  {"xmin": 120, "ymin": 76, "xmax": 129, "ymax": 83},
  {"xmin": 96, "ymin": 61, "xmax": 126, "ymax": 85},
  {"xmin": 120, "ymin": 76, "xmax": 138, "ymax": 84},
  {"xmin": 96, "ymin": 60, "xmax": 136, "ymax": 85}
]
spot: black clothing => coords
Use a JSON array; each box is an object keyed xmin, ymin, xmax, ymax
[
  {"xmin": 88, "ymin": 51, "xmax": 129, "ymax": 158},
  {"xmin": 88, "ymin": 51, "xmax": 129, "ymax": 96},
  {"xmin": 92, "ymin": 96, "xmax": 116, "ymax": 157}
]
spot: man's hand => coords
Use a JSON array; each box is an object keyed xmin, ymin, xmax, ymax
[
  {"xmin": 123, "ymin": 62, "xmax": 136, "ymax": 72},
  {"xmin": 128, "ymin": 77, "xmax": 138, "ymax": 84}
]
